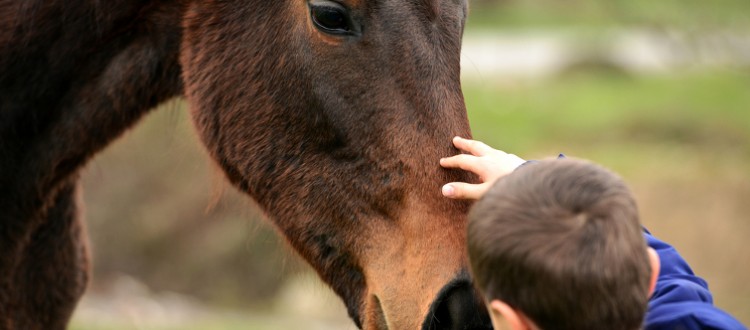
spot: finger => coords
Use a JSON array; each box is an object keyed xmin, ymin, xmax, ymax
[
  {"xmin": 440, "ymin": 154, "xmax": 483, "ymax": 174},
  {"xmin": 453, "ymin": 136, "xmax": 495, "ymax": 157},
  {"xmin": 442, "ymin": 182, "xmax": 490, "ymax": 200}
]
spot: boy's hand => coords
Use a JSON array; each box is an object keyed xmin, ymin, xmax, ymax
[{"xmin": 440, "ymin": 136, "xmax": 526, "ymax": 200}]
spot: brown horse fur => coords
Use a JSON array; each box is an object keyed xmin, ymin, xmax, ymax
[{"xmin": 0, "ymin": 0, "xmax": 490, "ymax": 329}]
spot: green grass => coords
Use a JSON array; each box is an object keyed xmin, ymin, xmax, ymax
[
  {"xmin": 464, "ymin": 71, "xmax": 750, "ymax": 165},
  {"xmin": 467, "ymin": 0, "xmax": 750, "ymax": 30},
  {"xmin": 465, "ymin": 70, "xmax": 750, "ymax": 186}
]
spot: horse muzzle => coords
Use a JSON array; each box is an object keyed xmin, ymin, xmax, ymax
[{"xmin": 362, "ymin": 274, "xmax": 491, "ymax": 330}]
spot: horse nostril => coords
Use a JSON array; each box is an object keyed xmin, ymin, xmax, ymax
[{"xmin": 422, "ymin": 280, "xmax": 492, "ymax": 330}]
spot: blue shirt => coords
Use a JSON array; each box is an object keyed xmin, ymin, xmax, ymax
[{"xmin": 645, "ymin": 230, "xmax": 746, "ymax": 330}]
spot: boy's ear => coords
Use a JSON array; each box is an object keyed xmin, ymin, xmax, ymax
[
  {"xmin": 647, "ymin": 247, "xmax": 661, "ymax": 297},
  {"xmin": 489, "ymin": 300, "xmax": 528, "ymax": 330}
]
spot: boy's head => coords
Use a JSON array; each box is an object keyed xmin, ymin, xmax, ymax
[{"xmin": 467, "ymin": 159, "xmax": 659, "ymax": 330}]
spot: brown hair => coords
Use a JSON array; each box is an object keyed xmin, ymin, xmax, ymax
[{"xmin": 468, "ymin": 159, "xmax": 651, "ymax": 330}]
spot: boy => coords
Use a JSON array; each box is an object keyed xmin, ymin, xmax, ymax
[
  {"xmin": 440, "ymin": 136, "xmax": 746, "ymax": 330},
  {"xmin": 468, "ymin": 157, "xmax": 658, "ymax": 330}
]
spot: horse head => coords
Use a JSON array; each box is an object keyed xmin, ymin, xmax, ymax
[{"xmin": 180, "ymin": 0, "xmax": 489, "ymax": 329}]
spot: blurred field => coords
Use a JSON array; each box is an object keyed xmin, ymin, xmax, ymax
[
  {"xmin": 71, "ymin": 1, "xmax": 749, "ymax": 328},
  {"xmin": 72, "ymin": 105, "xmax": 357, "ymax": 329}
]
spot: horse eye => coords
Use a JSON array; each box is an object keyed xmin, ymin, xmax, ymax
[{"xmin": 310, "ymin": 2, "xmax": 352, "ymax": 35}]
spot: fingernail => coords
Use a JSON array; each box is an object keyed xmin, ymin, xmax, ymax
[{"xmin": 442, "ymin": 184, "xmax": 455, "ymax": 197}]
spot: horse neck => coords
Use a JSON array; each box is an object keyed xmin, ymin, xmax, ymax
[{"xmin": 0, "ymin": 0, "xmax": 185, "ymax": 218}]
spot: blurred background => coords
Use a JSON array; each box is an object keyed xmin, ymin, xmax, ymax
[{"xmin": 71, "ymin": 0, "xmax": 749, "ymax": 329}]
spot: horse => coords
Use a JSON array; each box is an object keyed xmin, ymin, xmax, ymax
[{"xmin": 0, "ymin": 0, "xmax": 491, "ymax": 329}]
